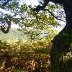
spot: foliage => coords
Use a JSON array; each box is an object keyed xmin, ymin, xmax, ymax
[
  {"xmin": 0, "ymin": 0, "xmax": 71, "ymax": 72},
  {"xmin": 0, "ymin": 39, "xmax": 72, "ymax": 72},
  {"xmin": 0, "ymin": 0, "xmax": 63, "ymax": 38},
  {"xmin": 0, "ymin": 39, "xmax": 52, "ymax": 72}
]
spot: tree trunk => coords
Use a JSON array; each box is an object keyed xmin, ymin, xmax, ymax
[
  {"xmin": 51, "ymin": 27, "xmax": 72, "ymax": 72},
  {"xmin": 34, "ymin": 0, "xmax": 72, "ymax": 72},
  {"xmin": 51, "ymin": 1, "xmax": 72, "ymax": 72}
]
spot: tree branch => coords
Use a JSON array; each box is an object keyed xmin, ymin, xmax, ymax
[{"xmin": 44, "ymin": 9, "xmax": 66, "ymax": 23}]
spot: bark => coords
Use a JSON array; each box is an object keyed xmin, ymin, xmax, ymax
[{"xmin": 51, "ymin": 25, "xmax": 72, "ymax": 72}]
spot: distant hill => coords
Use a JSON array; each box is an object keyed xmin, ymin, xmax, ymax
[{"xmin": 0, "ymin": 27, "xmax": 27, "ymax": 41}]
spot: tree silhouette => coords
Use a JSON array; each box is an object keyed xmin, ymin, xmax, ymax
[{"xmin": 34, "ymin": 0, "xmax": 72, "ymax": 72}]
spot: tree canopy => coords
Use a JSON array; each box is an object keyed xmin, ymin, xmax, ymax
[
  {"xmin": 0, "ymin": 0, "xmax": 65, "ymax": 34},
  {"xmin": 34, "ymin": 0, "xmax": 72, "ymax": 72}
]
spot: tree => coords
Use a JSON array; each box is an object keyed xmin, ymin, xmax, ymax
[
  {"xmin": 0, "ymin": 0, "xmax": 72, "ymax": 71},
  {"xmin": 34, "ymin": 0, "xmax": 72, "ymax": 72},
  {"xmin": 0, "ymin": 0, "xmax": 21, "ymax": 33},
  {"xmin": 0, "ymin": 0, "xmax": 58, "ymax": 41},
  {"xmin": 17, "ymin": 6, "xmax": 58, "ymax": 41}
]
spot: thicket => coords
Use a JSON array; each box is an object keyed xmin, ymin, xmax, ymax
[
  {"xmin": 0, "ymin": 39, "xmax": 51, "ymax": 72},
  {"xmin": 0, "ymin": 39, "xmax": 72, "ymax": 72}
]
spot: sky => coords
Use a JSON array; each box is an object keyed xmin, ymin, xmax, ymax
[{"xmin": 24, "ymin": 0, "xmax": 39, "ymax": 6}]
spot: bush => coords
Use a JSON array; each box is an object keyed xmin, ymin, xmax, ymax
[
  {"xmin": 0, "ymin": 39, "xmax": 51, "ymax": 72},
  {"xmin": 0, "ymin": 39, "xmax": 72, "ymax": 72}
]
